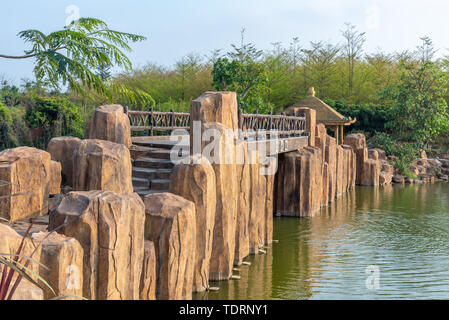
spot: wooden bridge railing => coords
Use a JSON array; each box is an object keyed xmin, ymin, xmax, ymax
[
  {"xmin": 125, "ymin": 107, "xmax": 190, "ymax": 136},
  {"xmin": 126, "ymin": 107, "xmax": 307, "ymax": 139},
  {"xmin": 239, "ymin": 110, "xmax": 307, "ymax": 140}
]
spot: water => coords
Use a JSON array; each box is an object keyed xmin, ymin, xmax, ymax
[{"xmin": 194, "ymin": 183, "xmax": 449, "ymax": 300}]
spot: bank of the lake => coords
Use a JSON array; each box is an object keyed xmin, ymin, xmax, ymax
[{"xmin": 195, "ymin": 183, "xmax": 449, "ymax": 300}]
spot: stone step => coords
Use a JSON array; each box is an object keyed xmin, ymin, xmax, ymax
[
  {"xmin": 132, "ymin": 167, "xmax": 172, "ymax": 180},
  {"xmin": 133, "ymin": 158, "xmax": 174, "ymax": 170},
  {"xmin": 132, "ymin": 177, "xmax": 149, "ymax": 189},
  {"xmin": 133, "ymin": 139, "xmax": 189, "ymax": 150},
  {"xmin": 150, "ymin": 179, "xmax": 170, "ymax": 191},
  {"xmin": 131, "ymin": 145, "xmax": 188, "ymax": 161},
  {"xmin": 136, "ymin": 189, "xmax": 168, "ymax": 198}
]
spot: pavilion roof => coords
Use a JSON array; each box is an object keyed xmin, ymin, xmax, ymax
[{"xmin": 286, "ymin": 87, "xmax": 356, "ymax": 125}]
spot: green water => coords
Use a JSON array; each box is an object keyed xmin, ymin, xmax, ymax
[{"xmin": 194, "ymin": 183, "xmax": 449, "ymax": 300}]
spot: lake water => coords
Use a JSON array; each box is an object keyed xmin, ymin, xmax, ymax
[{"xmin": 194, "ymin": 183, "xmax": 449, "ymax": 300}]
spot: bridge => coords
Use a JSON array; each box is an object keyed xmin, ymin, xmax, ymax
[{"xmin": 125, "ymin": 107, "xmax": 310, "ymax": 197}]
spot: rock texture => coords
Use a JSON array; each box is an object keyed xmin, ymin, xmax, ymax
[
  {"xmin": 140, "ymin": 240, "xmax": 157, "ymax": 300},
  {"xmin": 248, "ymin": 152, "xmax": 262, "ymax": 254},
  {"xmin": 49, "ymin": 190, "xmax": 145, "ymax": 300},
  {"xmin": 143, "ymin": 193, "xmax": 196, "ymax": 300},
  {"xmin": 0, "ymin": 224, "xmax": 43, "ymax": 300},
  {"xmin": 47, "ymin": 137, "xmax": 81, "ymax": 186},
  {"xmin": 85, "ymin": 105, "xmax": 132, "ymax": 147},
  {"xmin": 32, "ymin": 231, "xmax": 84, "ymax": 300},
  {"xmin": 169, "ymin": 155, "xmax": 216, "ymax": 292},
  {"xmin": 234, "ymin": 141, "xmax": 250, "ymax": 264},
  {"xmin": 49, "ymin": 161, "xmax": 62, "ymax": 195},
  {"xmin": 73, "ymin": 139, "xmax": 133, "ymax": 194},
  {"xmin": 379, "ymin": 172, "xmax": 393, "ymax": 185},
  {"xmin": 190, "ymin": 92, "xmax": 239, "ymax": 280},
  {"xmin": 0, "ymin": 147, "xmax": 51, "ymax": 222},
  {"xmin": 275, "ymin": 128, "xmax": 358, "ymax": 217},
  {"xmin": 361, "ymin": 159, "xmax": 381, "ymax": 186},
  {"xmin": 264, "ymin": 168, "xmax": 275, "ymax": 245}
]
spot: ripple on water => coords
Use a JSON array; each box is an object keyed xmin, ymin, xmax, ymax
[{"xmin": 193, "ymin": 183, "xmax": 449, "ymax": 300}]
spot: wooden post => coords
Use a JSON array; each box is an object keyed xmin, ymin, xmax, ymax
[
  {"xmin": 335, "ymin": 126, "xmax": 339, "ymax": 145},
  {"xmin": 340, "ymin": 125, "xmax": 344, "ymax": 145},
  {"xmin": 149, "ymin": 107, "xmax": 154, "ymax": 137},
  {"xmin": 169, "ymin": 109, "xmax": 175, "ymax": 136}
]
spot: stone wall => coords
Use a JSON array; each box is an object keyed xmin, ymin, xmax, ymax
[{"xmin": 275, "ymin": 124, "xmax": 356, "ymax": 217}]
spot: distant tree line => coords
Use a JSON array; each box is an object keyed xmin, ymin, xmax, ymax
[{"xmin": 1, "ymin": 22, "xmax": 449, "ymax": 153}]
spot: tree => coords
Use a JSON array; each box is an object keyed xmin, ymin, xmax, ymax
[
  {"xmin": 24, "ymin": 93, "xmax": 84, "ymax": 139},
  {"xmin": 0, "ymin": 17, "xmax": 153, "ymax": 106},
  {"xmin": 381, "ymin": 59, "xmax": 449, "ymax": 146},
  {"xmin": 212, "ymin": 29, "xmax": 269, "ymax": 113},
  {"xmin": 341, "ymin": 23, "xmax": 366, "ymax": 99},
  {"xmin": 301, "ymin": 41, "xmax": 340, "ymax": 97}
]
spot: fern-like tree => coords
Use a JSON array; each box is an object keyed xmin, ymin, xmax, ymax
[{"xmin": 0, "ymin": 18, "xmax": 154, "ymax": 106}]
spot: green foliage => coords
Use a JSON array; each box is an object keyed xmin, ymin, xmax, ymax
[
  {"xmin": 0, "ymin": 81, "xmax": 21, "ymax": 107},
  {"xmin": 380, "ymin": 60, "xmax": 449, "ymax": 145},
  {"xmin": 324, "ymin": 98, "xmax": 388, "ymax": 134},
  {"xmin": 1, "ymin": 17, "xmax": 153, "ymax": 107},
  {"xmin": 24, "ymin": 92, "xmax": 83, "ymax": 138},
  {"xmin": 370, "ymin": 132, "xmax": 421, "ymax": 174},
  {"xmin": 0, "ymin": 102, "xmax": 12, "ymax": 124},
  {"xmin": 212, "ymin": 57, "xmax": 268, "ymax": 107}
]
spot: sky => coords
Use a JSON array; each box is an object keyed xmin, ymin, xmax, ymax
[{"xmin": 1, "ymin": 0, "xmax": 449, "ymax": 85}]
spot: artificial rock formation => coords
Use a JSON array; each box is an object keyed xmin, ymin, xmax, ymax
[
  {"xmin": 344, "ymin": 133, "xmax": 367, "ymax": 185},
  {"xmin": 73, "ymin": 139, "xmax": 133, "ymax": 194},
  {"xmin": 344, "ymin": 133, "xmax": 385, "ymax": 186},
  {"xmin": 0, "ymin": 147, "xmax": 52, "ymax": 222},
  {"xmin": 361, "ymin": 159, "xmax": 381, "ymax": 186},
  {"xmin": 190, "ymin": 92, "xmax": 239, "ymax": 280},
  {"xmin": 169, "ymin": 155, "xmax": 216, "ymax": 292},
  {"xmin": 32, "ymin": 231, "xmax": 84, "ymax": 300},
  {"xmin": 325, "ymin": 135, "xmax": 337, "ymax": 201},
  {"xmin": 234, "ymin": 141, "xmax": 250, "ymax": 264},
  {"xmin": 275, "ymin": 127, "xmax": 357, "ymax": 217},
  {"xmin": 0, "ymin": 224, "xmax": 43, "ymax": 300},
  {"xmin": 264, "ymin": 168, "xmax": 275, "ymax": 245},
  {"xmin": 50, "ymin": 161, "xmax": 62, "ymax": 195},
  {"xmin": 47, "ymin": 137, "xmax": 81, "ymax": 186},
  {"xmin": 140, "ymin": 240, "xmax": 157, "ymax": 300},
  {"xmin": 49, "ymin": 190, "xmax": 145, "ymax": 300},
  {"xmin": 248, "ymin": 151, "xmax": 262, "ymax": 254},
  {"xmin": 85, "ymin": 105, "xmax": 132, "ymax": 148},
  {"xmin": 143, "ymin": 193, "xmax": 196, "ymax": 300}
]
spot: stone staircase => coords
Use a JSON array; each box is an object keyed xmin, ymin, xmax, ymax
[{"xmin": 131, "ymin": 139, "xmax": 189, "ymax": 198}]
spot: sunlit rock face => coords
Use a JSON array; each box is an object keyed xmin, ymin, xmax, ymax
[
  {"xmin": 47, "ymin": 136, "xmax": 81, "ymax": 187},
  {"xmin": 72, "ymin": 139, "xmax": 133, "ymax": 194},
  {"xmin": 169, "ymin": 155, "xmax": 216, "ymax": 292},
  {"xmin": 85, "ymin": 105, "xmax": 132, "ymax": 148},
  {"xmin": 49, "ymin": 190, "xmax": 145, "ymax": 300},
  {"xmin": 0, "ymin": 147, "xmax": 52, "ymax": 221},
  {"xmin": 143, "ymin": 192, "xmax": 196, "ymax": 300}
]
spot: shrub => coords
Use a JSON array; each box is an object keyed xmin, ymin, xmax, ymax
[
  {"xmin": 370, "ymin": 132, "xmax": 421, "ymax": 174},
  {"xmin": 24, "ymin": 93, "xmax": 84, "ymax": 139}
]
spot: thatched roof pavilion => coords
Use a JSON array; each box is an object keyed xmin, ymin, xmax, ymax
[{"xmin": 285, "ymin": 87, "xmax": 356, "ymax": 144}]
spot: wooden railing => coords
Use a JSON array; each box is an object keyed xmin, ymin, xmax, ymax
[
  {"xmin": 125, "ymin": 107, "xmax": 190, "ymax": 135},
  {"xmin": 238, "ymin": 110, "xmax": 307, "ymax": 140},
  {"xmin": 126, "ymin": 107, "xmax": 307, "ymax": 139}
]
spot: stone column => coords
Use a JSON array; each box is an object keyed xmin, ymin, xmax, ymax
[
  {"xmin": 190, "ymin": 92, "xmax": 239, "ymax": 281},
  {"xmin": 296, "ymin": 108, "xmax": 316, "ymax": 147}
]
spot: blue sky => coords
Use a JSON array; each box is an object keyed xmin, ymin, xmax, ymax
[{"xmin": 1, "ymin": 0, "xmax": 449, "ymax": 85}]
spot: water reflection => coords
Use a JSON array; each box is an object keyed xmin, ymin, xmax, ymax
[{"xmin": 194, "ymin": 183, "xmax": 449, "ymax": 300}]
